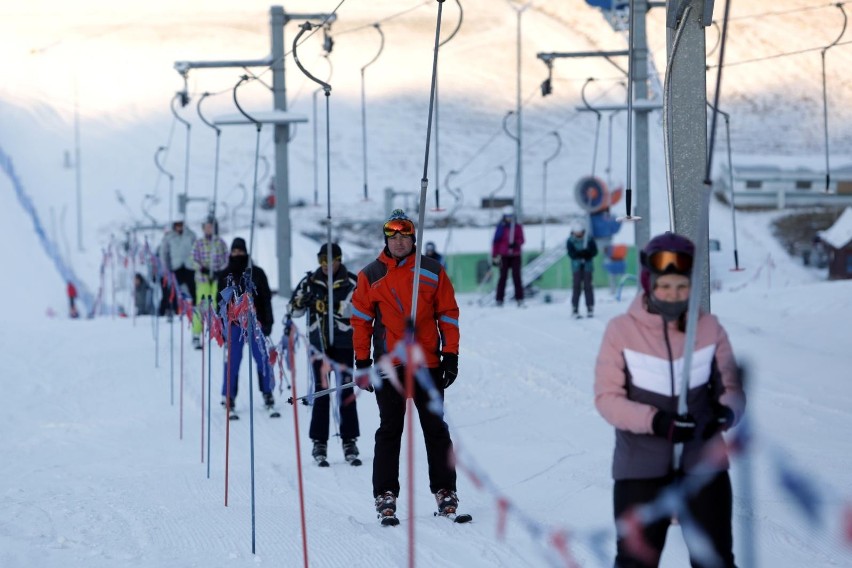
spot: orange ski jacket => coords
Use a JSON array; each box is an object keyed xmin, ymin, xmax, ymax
[{"xmin": 351, "ymin": 249, "xmax": 459, "ymax": 368}]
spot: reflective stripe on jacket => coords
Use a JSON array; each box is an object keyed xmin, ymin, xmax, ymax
[
  {"xmin": 594, "ymin": 293, "xmax": 745, "ymax": 479},
  {"xmin": 351, "ymin": 249, "xmax": 459, "ymax": 368}
]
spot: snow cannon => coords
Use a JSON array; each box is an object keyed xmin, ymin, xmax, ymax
[{"xmin": 574, "ymin": 176, "xmax": 623, "ymax": 239}]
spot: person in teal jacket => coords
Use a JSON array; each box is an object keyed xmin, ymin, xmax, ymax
[{"xmin": 566, "ymin": 222, "xmax": 598, "ymax": 318}]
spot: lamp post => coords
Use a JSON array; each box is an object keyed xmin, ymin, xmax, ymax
[
  {"xmin": 360, "ymin": 24, "xmax": 385, "ymax": 201},
  {"xmin": 174, "ymin": 6, "xmax": 337, "ymax": 297},
  {"xmin": 313, "ymin": 55, "xmax": 333, "ymax": 207},
  {"xmin": 506, "ymin": 1, "xmax": 532, "ymax": 219},
  {"xmin": 433, "ymin": 0, "xmax": 464, "ymax": 211},
  {"xmin": 73, "ymin": 75, "xmax": 84, "ymax": 252},
  {"xmin": 542, "ymin": 131, "xmax": 562, "ymax": 251},
  {"xmin": 32, "ymin": 46, "xmax": 85, "ymax": 252}
]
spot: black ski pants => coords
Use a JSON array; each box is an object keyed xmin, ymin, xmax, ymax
[
  {"xmin": 372, "ymin": 366, "xmax": 457, "ymax": 498},
  {"xmin": 308, "ymin": 346, "xmax": 360, "ymax": 443},
  {"xmin": 496, "ymin": 255, "xmax": 523, "ymax": 303},
  {"xmin": 160, "ymin": 266, "xmax": 196, "ymax": 315},
  {"xmin": 613, "ymin": 471, "xmax": 736, "ymax": 568},
  {"xmin": 571, "ymin": 267, "xmax": 594, "ymax": 311}
]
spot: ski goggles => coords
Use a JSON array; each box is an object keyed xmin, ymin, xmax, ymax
[
  {"xmin": 318, "ymin": 255, "xmax": 342, "ymax": 266},
  {"xmin": 646, "ymin": 250, "xmax": 693, "ymax": 275},
  {"xmin": 383, "ymin": 218, "xmax": 415, "ymax": 238}
]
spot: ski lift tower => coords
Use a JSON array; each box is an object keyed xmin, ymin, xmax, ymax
[
  {"xmin": 664, "ymin": 0, "xmax": 716, "ymax": 312},
  {"xmin": 174, "ymin": 6, "xmax": 336, "ymax": 297}
]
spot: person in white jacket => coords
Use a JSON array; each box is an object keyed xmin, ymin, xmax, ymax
[
  {"xmin": 158, "ymin": 220, "xmax": 197, "ymax": 316},
  {"xmin": 594, "ymin": 232, "xmax": 745, "ymax": 568}
]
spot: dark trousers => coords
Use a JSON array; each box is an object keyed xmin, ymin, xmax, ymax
[
  {"xmin": 221, "ymin": 323, "xmax": 274, "ymax": 401},
  {"xmin": 372, "ymin": 366, "xmax": 457, "ymax": 498},
  {"xmin": 159, "ymin": 266, "xmax": 196, "ymax": 315},
  {"xmin": 175, "ymin": 266, "xmax": 196, "ymax": 303},
  {"xmin": 571, "ymin": 268, "xmax": 594, "ymax": 311},
  {"xmin": 308, "ymin": 346, "xmax": 360, "ymax": 443},
  {"xmin": 158, "ymin": 278, "xmax": 172, "ymax": 316},
  {"xmin": 613, "ymin": 471, "xmax": 736, "ymax": 568},
  {"xmin": 496, "ymin": 255, "xmax": 523, "ymax": 303}
]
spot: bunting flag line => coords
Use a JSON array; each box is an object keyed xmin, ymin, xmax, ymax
[{"xmin": 112, "ymin": 248, "xmax": 852, "ymax": 567}]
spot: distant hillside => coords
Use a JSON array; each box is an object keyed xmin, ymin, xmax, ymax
[{"xmin": 1, "ymin": 0, "xmax": 849, "ymax": 239}]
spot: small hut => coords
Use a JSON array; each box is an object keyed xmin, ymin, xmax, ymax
[{"xmin": 817, "ymin": 208, "xmax": 852, "ymax": 280}]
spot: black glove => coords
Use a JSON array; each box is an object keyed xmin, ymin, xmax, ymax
[
  {"xmin": 354, "ymin": 358, "xmax": 374, "ymax": 392},
  {"xmin": 652, "ymin": 410, "xmax": 697, "ymax": 443},
  {"xmin": 201, "ymin": 267, "xmax": 212, "ymax": 279},
  {"xmin": 491, "ymin": 256, "xmax": 501, "ymax": 267},
  {"xmin": 439, "ymin": 352, "xmax": 458, "ymax": 389},
  {"xmin": 702, "ymin": 403, "xmax": 735, "ymax": 439}
]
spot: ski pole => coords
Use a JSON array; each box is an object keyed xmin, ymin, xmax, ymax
[{"xmin": 287, "ymin": 379, "xmax": 359, "ymax": 405}]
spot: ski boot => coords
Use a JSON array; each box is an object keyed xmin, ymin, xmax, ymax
[
  {"xmin": 342, "ymin": 439, "xmax": 361, "ymax": 466},
  {"xmin": 375, "ymin": 491, "xmax": 399, "ymax": 526},
  {"xmin": 435, "ymin": 489, "xmax": 459, "ymax": 515},
  {"xmin": 312, "ymin": 441, "xmax": 329, "ymax": 467}
]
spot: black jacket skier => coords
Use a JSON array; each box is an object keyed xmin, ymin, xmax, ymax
[
  {"xmin": 216, "ymin": 237, "xmax": 275, "ymax": 408},
  {"xmin": 287, "ymin": 242, "xmax": 361, "ymax": 465}
]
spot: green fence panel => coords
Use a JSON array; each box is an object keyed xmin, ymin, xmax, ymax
[{"xmin": 444, "ymin": 247, "xmax": 638, "ymax": 293}]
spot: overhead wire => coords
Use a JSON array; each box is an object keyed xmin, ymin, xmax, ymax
[
  {"xmin": 248, "ymin": 0, "xmax": 347, "ymax": 84},
  {"xmin": 727, "ymin": 1, "xmax": 845, "ymax": 22},
  {"xmin": 449, "ymin": 80, "xmax": 624, "ymax": 192},
  {"xmin": 182, "ymin": 0, "xmax": 852, "ymax": 227},
  {"xmin": 707, "ymin": 37, "xmax": 852, "ymax": 69},
  {"xmin": 181, "ymin": 0, "xmax": 641, "ymax": 194},
  {"xmin": 334, "ymin": 0, "xmax": 431, "ymax": 36},
  {"xmin": 820, "ymin": 2, "xmax": 848, "ymax": 191}
]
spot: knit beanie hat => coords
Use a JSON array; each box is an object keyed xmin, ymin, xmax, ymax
[
  {"xmin": 231, "ymin": 237, "xmax": 248, "ymax": 253},
  {"xmin": 384, "ymin": 209, "xmax": 416, "ymax": 244},
  {"xmin": 318, "ymin": 242, "xmax": 343, "ymax": 258}
]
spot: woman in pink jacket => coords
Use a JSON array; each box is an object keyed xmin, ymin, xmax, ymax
[
  {"xmin": 594, "ymin": 232, "xmax": 745, "ymax": 568},
  {"xmin": 491, "ymin": 207, "xmax": 525, "ymax": 307}
]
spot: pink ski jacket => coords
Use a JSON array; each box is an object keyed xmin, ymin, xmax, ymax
[{"xmin": 594, "ymin": 293, "xmax": 745, "ymax": 480}]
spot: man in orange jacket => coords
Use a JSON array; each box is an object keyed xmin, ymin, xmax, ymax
[{"xmin": 350, "ymin": 209, "xmax": 461, "ymax": 524}]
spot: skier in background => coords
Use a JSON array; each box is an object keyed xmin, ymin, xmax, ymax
[
  {"xmin": 491, "ymin": 206, "xmax": 525, "ymax": 307},
  {"xmin": 158, "ymin": 220, "xmax": 196, "ymax": 317},
  {"xmin": 67, "ymin": 281, "xmax": 79, "ymax": 319},
  {"xmin": 133, "ymin": 273, "xmax": 154, "ymax": 316},
  {"xmin": 191, "ymin": 216, "xmax": 228, "ymax": 349},
  {"xmin": 423, "ymin": 241, "xmax": 445, "ymax": 267},
  {"xmin": 566, "ymin": 221, "xmax": 598, "ymax": 318},
  {"xmin": 217, "ymin": 237, "xmax": 276, "ymax": 415},
  {"xmin": 287, "ymin": 242, "xmax": 361, "ymax": 467}
]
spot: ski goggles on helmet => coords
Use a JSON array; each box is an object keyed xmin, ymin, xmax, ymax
[
  {"xmin": 318, "ymin": 255, "xmax": 342, "ymax": 266},
  {"xmin": 646, "ymin": 250, "xmax": 693, "ymax": 275},
  {"xmin": 383, "ymin": 218, "xmax": 415, "ymax": 238}
]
